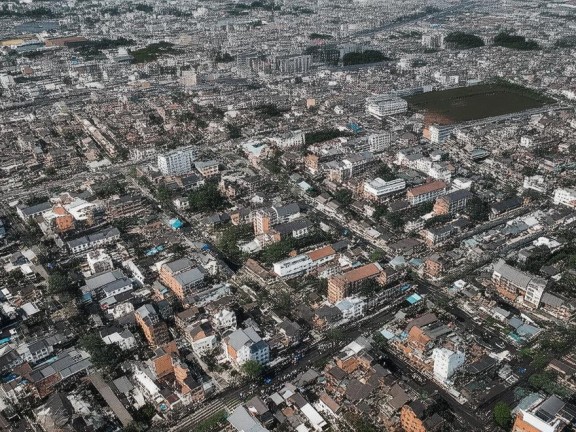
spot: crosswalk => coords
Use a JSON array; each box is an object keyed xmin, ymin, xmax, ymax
[{"xmin": 170, "ymin": 396, "xmax": 241, "ymax": 432}]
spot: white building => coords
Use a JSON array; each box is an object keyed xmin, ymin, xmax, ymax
[
  {"xmin": 335, "ymin": 297, "xmax": 366, "ymax": 320},
  {"xmin": 100, "ymin": 328, "xmax": 137, "ymax": 351},
  {"xmin": 223, "ymin": 327, "xmax": 270, "ymax": 366},
  {"xmin": 432, "ymin": 348, "xmax": 465, "ymax": 382},
  {"xmin": 363, "ymin": 177, "xmax": 406, "ymax": 201},
  {"xmin": 523, "ymin": 175, "xmax": 547, "ymax": 194},
  {"xmin": 157, "ymin": 146, "xmax": 196, "ymax": 176},
  {"xmin": 270, "ymin": 130, "xmax": 305, "ymax": 149},
  {"xmin": 273, "ymin": 255, "xmax": 314, "ymax": 278},
  {"xmin": 553, "ymin": 188, "xmax": 576, "ymax": 207},
  {"xmin": 180, "ymin": 69, "xmax": 197, "ymax": 88},
  {"xmin": 365, "ymin": 95, "xmax": 408, "ymax": 119},
  {"xmin": 452, "ymin": 177, "xmax": 473, "ymax": 190},
  {"xmin": 213, "ymin": 309, "xmax": 237, "ymax": 330},
  {"xmin": 87, "ymin": 249, "xmax": 114, "ymax": 274},
  {"xmin": 368, "ymin": 132, "xmax": 391, "ymax": 152},
  {"xmin": 429, "ymin": 125, "xmax": 452, "ymax": 144}
]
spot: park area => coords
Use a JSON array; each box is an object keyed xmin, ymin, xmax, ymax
[{"xmin": 405, "ymin": 83, "xmax": 554, "ymax": 125}]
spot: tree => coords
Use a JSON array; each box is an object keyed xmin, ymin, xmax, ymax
[
  {"xmin": 465, "ymin": 196, "xmax": 490, "ymax": 222},
  {"xmin": 78, "ymin": 333, "xmax": 124, "ymax": 371},
  {"xmin": 333, "ymin": 189, "xmax": 353, "ymax": 206},
  {"xmin": 445, "ymin": 31, "xmax": 485, "ymax": 49},
  {"xmin": 188, "ymin": 183, "xmax": 226, "ymax": 212},
  {"xmin": 493, "ymin": 402, "xmax": 512, "ymax": 429},
  {"xmin": 47, "ymin": 272, "xmax": 72, "ymax": 295},
  {"xmin": 494, "ymin": 31, "xmax": 539, "ymax": 50},
  {"xmin": 241, "ymin": 360, "xmax": 263, "ymax": 380}
]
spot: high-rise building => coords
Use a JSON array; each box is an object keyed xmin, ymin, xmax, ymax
[
  {"xmin": 275, "ymin": 54, "xmax": 312, "ymax": 74},
  {"xmin": 135, "ymin": 304, "xmax": 170, "ymax": 347},
  {"xmin": 432, "ymin": 347, "xmax": 465, "ymax": 382},
  {"xmin": 368, "ymin": 132, "xmax": 391, "ymax": 152},
  {"xmin": 157, "ymin": 146, "xmax": 196, "ymax": 176}
]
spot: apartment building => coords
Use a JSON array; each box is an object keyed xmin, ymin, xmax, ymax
[
  {"xmin": 363, "ymin": 177, "xmax": 406, "ymax": 202},
  {"xmin": 406, "ymin": 181, "xmax": 447, "ymax": 205},
  {"xmin": 253, "ymin": 203, "xmax": 301, "ymax": 235},
  {"xmin": 194, "ymin": 160, "xmax": 219, "ymax": 178},
  {"xmin": 157, "ymin": 146, "xmax": 196, "ymax": 176},
  {"xmin": 512, "ymin": 395, "xmax": 575, "ymax": 432},
  {"xmin": 326, "ymin": 152, "xmax": 375, "ymax": 183},
  {"xmin": 401, "ymin": 401, "xmax": 445, "ymax": 432},
  {"xmin": 270, "ymin": 130, "xmax": 305, "ymax": 149},
  {"xmin": 367, "ymin": 132, "xmax": 391, "ymax": 153},
  {"xmin": 159, "ymin": 258, "xmax": 205, "ymax": 299},
  {"xmin": 273, "ymin": 245, "xmax": 337, "ymax": 278},
  {"xmin": 135, "ymin": 304, "xmax": 170, "ymax": 347},
  {"xmin": 275, "ymin": 54, "xmax": 311, "ymax": 74},
  {"xmin": 433, "ymin": 190, "xmax": 473, "ymax": 215},
  {"xmin": 223, "ymin": 327, "xmax": 270, "ymax": 366},
  {"xmin": 105, "ymin": 195, "xmax": 147, "ymax": 220},
  {"xmin": 553, "ymin": 188, "xmax": 576, "ymax": 208},
  {"xmin": 67, "ymin": 227, "xmax": 121, "ymax": 254},
  {"xmin": 492, "ymin": 259, "xmax": 548, "ymax": 308},
  {"xmin": 327, "ymin": 262, "xmax": 383, "ymax": 304}
]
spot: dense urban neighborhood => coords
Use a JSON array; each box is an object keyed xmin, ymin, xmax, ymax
[{"xmin": 2, "ymin": 0, "xmax": 576, "ymax": 431}]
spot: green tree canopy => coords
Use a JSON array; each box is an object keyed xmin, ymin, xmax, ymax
[
  {"xmin": 493, "ymin": 402, "xmax": 512, "ymax": 429},
  {"xmin": 241, "ymin": 360, "xmax": 263, "ymax": 380},
  {"xmin": 188, "ymin": 183, "xmax": 226, "ymax": 213}
]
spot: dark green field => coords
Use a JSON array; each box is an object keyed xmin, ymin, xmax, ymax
[{"xmin": 405, "ymin": 83, "xmax": 554, "ymax": 125}]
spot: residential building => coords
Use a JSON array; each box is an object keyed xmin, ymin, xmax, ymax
[
  {"xmin": 275, "ymin": 54, "xmax": 311, "ymax": 74},
  {"xmin": 159, "ymin": 258, "xmax": 205, "ymax": 299},
  {"xmin": 105, "ymin": 195, "xmax": 147, "ymax": 220},
  {"xmin": 273, "ymin": 245, "xmax": 337, "ymax": 277},
  {"xmin": 82, "ymin": 269, "xmax": 132, "ymax": 301},
  {"xmin": 17, "ymin": 202, "xmax": 52, "ymax": 221},
  {"xmin": 253, "ymin": 203, "xmax": 300, "ymax": 235},
  {"xmin": 270, "ymin": 130, "xmax": 305, "ymax": 149},
  {"xmin": 135, "ymin": 304, "xmax": 170, "ymax": 347},
  {"xmin": 523, "ymin": 175, "xmax": 547, "ymax": 194},
  {"xmin": 367, "ymin": 132, "xmax": 391, "ymax": 152},
  {"xmin": 327, "ymin": 262, "xmax": 383, "ymax": 303},
  {"xmin": 492, "ymin": 260, "xmax": 548, "ymax": 308},
  {"xmin": 433, "ymin": 190, "xmax": 473, "ymax": 215},
  {"xmin": 194, "ymin": 160, "xmax": 219, "ymax": 178},
  {"xmin": 401, "ymin": 401, "xmax": 445, "ymax": 432},
  {"xmin": 157, "ymin": 146, "xmax": 196, "ymax": 176},
  {"xmin": 406, "ymin": 181, "xmax": 447, "ymax": 205},
  {"xmin": 424, "ymin": 254, "xmax": 446, "ymax": 278},
  {"xmin": 186, "ymin": 322, "xmax": 218, "ymax": 355},
  {"xmin": 335, "ymin": 296, "xmax": 366, "ymax": 320},
  {"xmin": 512, "ymin": 395, "xmax": 575, "ymax": 432},
  {"xmin": 553, "ymin": 188, "xmax": 576, "ymax": 208},
  {"xmin": 86, "ymin": 249, "xmax": 114, "ymax": 274},
  {"xmin": 67, "ymin": 227, "xmax": 121, "ymax": 254},
  {"xmin": 432, "ymin": 348, "xmax": 465, "ymax": 382},
  {"xmin": 213, "ymin": 309, "xmax": 237, "ymax": 330},
  {"xmin": 422, "ymin": 33, "xmax": 444, "ymax": 49},
  {"xmin": 223, "ymin": 327, "xmax": 270, "ymax": 366},
  {"xmin": 100, "ymin": 327, "xmax": 137, "ymax": 351},
  {"xmin": 363, "ymin": 177, "xmax": 406, "ymax": 201},
  {"xmin": 429, "ymin": 124, "xmax": 452, "ymax": 144},
  {"xmin": 365, "ymin": 95, "xmax": 408, "ymax": 119}
]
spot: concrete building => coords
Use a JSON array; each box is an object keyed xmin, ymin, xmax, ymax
[
  {"xmin": 159, "ymin": 258, "xmax": 205, "ymax": 300},
  {"xmin": 363, "ymin": 177, "xmax": 406, "ymax": 201},
  {"xmin": 135, "ymin": 304, "xmax": 170, "ymax": 347},
  {"xmin": 365, "ymin": 95, "xmax": 408, "ymax": 119},
  {"xmin": 492, "ymin": 259, "xmax": 548, "ymax": 308},
  {"xmin": 368, "ymin": 132, "xmax": 391, "ymax": 152},
  {"xmin": 406, "ymin": 181, "xmax": 447, "ymax": 205},
  {"xmin": 327, "ymin": 263, "xmax": 382, "ymax": 304},
  {"xmin": 553, "ymin": 188, "xmax": 576, "ymax": 208},
  {"xmin": 270, "ymin": 130, "xmax": 305, "ymax": 149},
  {"xmin": 86, "ymin": 249, "xmax": 114, "ymax": 274},
  {"xmin": 432, "ymin": 348, "xmax": 465, "ymax": 382},
  {"xmin": 67, "ymin": 227, "xmax": 121, "ymax": 254},
  {"xmin": 273, "ymin": 245, "xmax": 337, "ymax": 278},
  {"xmin": 223, "ymin": 327, "xmax": 270, "ymax": 366},
  {"xmin": 433, "ymin": 190, "xmax": 473, "ymax": 215},
  {"xmin": 512, "ymin": 395, "xmax": 575, "ymax": 432},
  {"xmin": 275, "ymin": 54, "xmax": 311, "ymax": 74},
  {"xmin": 194, "ymin": 160, "xmax": 219, "ymax": 178},
  {"xmin": 157, "ymin": 146, "xmax": 196, "ymax": 176},
  {"xmin": 429, "ymin": 124, "xmax": 452, "ymax": 144}
]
